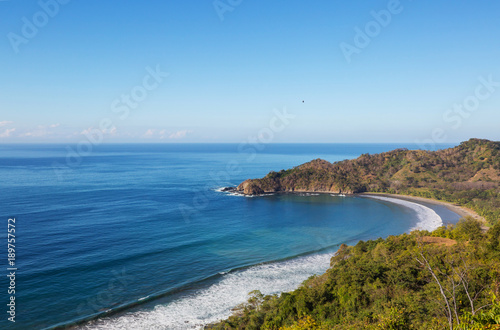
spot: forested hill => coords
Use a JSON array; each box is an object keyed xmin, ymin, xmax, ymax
[
  {"xmin": 237, "ymin": 138, "xmax": 500, "ymax": 225},
  {"xmin": 208, "ymin": 219, "xmax": 500, "ymax": 329},
  {"xmin": 208, "ymin": 139, "xmax": 500, "ymax": 329}
]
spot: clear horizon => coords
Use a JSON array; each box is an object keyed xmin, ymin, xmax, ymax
[
  {"xmin": 1, "ymin": 1, "xmax": 499, "ymax": 144},
  {"xmin": 0, "ymin": 141, "xmax": 463, "ymax": 145}
]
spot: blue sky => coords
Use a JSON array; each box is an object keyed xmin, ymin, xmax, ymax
[{"xmin": 0, "ymin": 0, "xmax": 499, "ymax": 143}]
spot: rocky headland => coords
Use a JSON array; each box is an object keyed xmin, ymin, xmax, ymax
[{"xmin": 227, "ymin": 139, "xmax": 500, "ymax": 199}]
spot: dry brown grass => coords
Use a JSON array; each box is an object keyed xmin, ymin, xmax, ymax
[
  {"xmin": 469, "ymin": 167, "xmax": 500, "ymax": 182},
  {"xmin": 422, "ymin": 236, "xmax": 457, "ymax": 247}
]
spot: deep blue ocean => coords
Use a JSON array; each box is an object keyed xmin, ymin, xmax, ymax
[{"xmin": 0, "ymin": 143, "xmax": 461, "ymax": 329}]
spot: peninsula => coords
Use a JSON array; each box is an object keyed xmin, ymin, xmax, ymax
[{"xmin": 232, "ymin": 138, "xmax": 500, "ymax": 226}]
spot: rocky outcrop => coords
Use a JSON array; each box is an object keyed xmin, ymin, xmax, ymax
[
  {"xmin": 237, "ymin": 180, "xmax": 265, "ymax": 195},
  {"xmin": 235, "ymin": 179, "xmax": 350, "ymax": 195}
]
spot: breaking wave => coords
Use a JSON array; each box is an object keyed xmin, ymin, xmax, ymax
[{"xmin": 82, "ymin": 254, "xmax": 332, "ymax": 330}]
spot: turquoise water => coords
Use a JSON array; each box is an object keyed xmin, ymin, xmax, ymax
[{"xmin": 0, "ymin": 143, "xmax": 459, "ymax": 329}]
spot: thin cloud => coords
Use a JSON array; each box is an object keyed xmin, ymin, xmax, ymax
[
  {"xmin": 80, "ymin": 127, "xmax": 91, "ymax": 135},
  {"xmin": 81, "ymin": 126, "xmax": 118, "ymax": 137},
  {"xmin": 168, "ymin": 129, "xmax": 192, "ymax": 139},
  {"xmin": 143, "ymin": 129, "xmax": 192, "ymax": 139},
  {"xmin": 22, "ymin": 130, "xmax": 48, "ymax": 137},
  {"xmin": 143, "ymin": 129, "xmax": 156, "ymax": 137},
  {"xmin": 0, "ymin": 128, "xmax": 15, "ymax": 137},
  {"xmin": 0, "ymin": 121, "xmax": 13, "ymax": 127}
]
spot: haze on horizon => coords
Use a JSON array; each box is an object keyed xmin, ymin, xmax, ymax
[{"xmin": 1, "ymin": 1, "xmax": 499, "ymax": 144}]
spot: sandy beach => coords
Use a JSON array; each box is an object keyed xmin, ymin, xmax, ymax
[{"xmin": 361, "ymin": 192, "xmax": 488, "ymax": 229}]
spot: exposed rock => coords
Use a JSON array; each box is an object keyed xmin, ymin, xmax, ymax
[{"xmin": 237, "ymin": 180, "xmax": 265, "ymax": 195}]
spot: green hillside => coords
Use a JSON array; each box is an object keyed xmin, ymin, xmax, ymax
[{"xmin": 208, "ymin": 139, "xmax": 500, "ymax": 329}]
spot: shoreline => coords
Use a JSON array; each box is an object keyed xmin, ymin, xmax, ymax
[
  {"xmin": 221, "ymin": 187, "xmax": 487, "ymax": 228},
  {"xmin": 360, "ymin": 192, "xmax": 488, "ymax": 229},
  {"xmin": 209, "ymin": 188, "xmax": 482, "ymax": 328}
]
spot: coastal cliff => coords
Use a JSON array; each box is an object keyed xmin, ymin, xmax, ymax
[
  {"xmin": 236, "ymin": 138, "xmax": 500, "ymax": 197},
  {"xmin": 237, "ymin": 159, "xmax": 353, "ymax": 195}
]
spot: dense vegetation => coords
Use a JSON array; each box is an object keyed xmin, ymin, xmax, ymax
[
  {"xmin": 207, "ymin": 218, "xmax": 500, "ymax": 329},
  {"xmin": 212, "ymin": 139, "xmax": 500, "ymax": 329},
  {"xmin": 237, "ymin": 139, "xmax": 500, "ymax": 225}
]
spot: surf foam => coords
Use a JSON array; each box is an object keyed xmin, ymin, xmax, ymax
[
  {"xmin": 82, "ymin": 253, "xmax": 332, "ymax": 330},
  {"xmin": 363, "ymin": 195, "xmax": 443, "ymax": 232}
]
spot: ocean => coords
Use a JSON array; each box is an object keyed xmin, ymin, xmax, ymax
[{"xmin": 0, "ymin": 143, "xmax": 461, "ymax": 329}]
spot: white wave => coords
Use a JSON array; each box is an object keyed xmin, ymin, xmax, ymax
[
  {"xmin": 363, "ymin": 195, "xmax": 443, "ymax": 232},
  {"xmin": 213, "ymin": 187, "xmax": 238, "ymax": 193},
  {"xmin": 82, "ymin": 254, "xmax": 332, "ymax": 330},
  {"xmin": 213, "ymin": 187, "xmax": 248, "ymax": 197}
]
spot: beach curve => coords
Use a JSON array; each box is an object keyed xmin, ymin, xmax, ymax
[
  {"xmin": 361, "ymin": 194, "xmax": 443, "ymax": 232},
  {"xmin": 362, "ymin": 193, "xmax": 488, "ymax": 230}
]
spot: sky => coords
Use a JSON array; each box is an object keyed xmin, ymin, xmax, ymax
[{"xmin": 0, "ymin": 0, "xmax": 499, "ymax": 143}]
